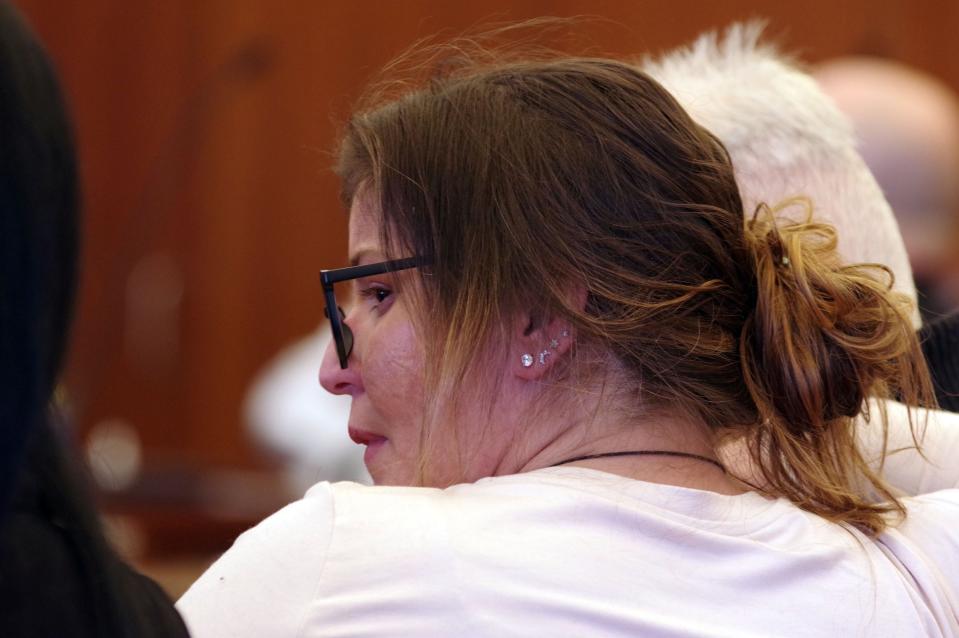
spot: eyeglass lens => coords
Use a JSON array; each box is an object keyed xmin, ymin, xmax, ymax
[{"xmin": 324, "ymin": 305, "xmax": 353, "ymax": 367}]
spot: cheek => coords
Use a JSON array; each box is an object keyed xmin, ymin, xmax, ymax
[{"xmin": 359, "ymin": 310, "xmax": 426, "ymax": 436}]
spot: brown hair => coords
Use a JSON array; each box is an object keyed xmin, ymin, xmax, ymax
[{"xmin": 336, "ymin": 44, "xmax": 933, "ymax": 535}]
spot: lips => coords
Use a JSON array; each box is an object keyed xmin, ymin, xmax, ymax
[
  {"xmin": 348, "ymin": 427, "xmax": 386, "ymax": 446},
  {"xmin": 348, "ymin": 427, "xmax": 388, "ymax": 466}
]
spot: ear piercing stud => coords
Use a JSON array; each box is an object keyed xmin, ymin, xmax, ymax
[
  {"xmin": 539, "ymin": 330, "xmax": 570, "ymax": 365},
  {"xmin": 522, "ymin": 330, "xmax": 570, "ymax": 368}
]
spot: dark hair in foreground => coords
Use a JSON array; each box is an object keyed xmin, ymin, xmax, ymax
[
  {"xmin": 337, "ymin": 36, "xmax": 934, "ymax": 535},
  {"xmin": 0, "ymin": 0, "xmax": 78, "ymax": 509},
  {"xmin": 0, "ymin": 3, "xmax": 187, "ymax": 636}
]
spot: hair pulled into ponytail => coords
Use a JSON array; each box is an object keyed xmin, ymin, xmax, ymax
[{"xmin": 739, "ymin": 198, "xmax": 933, "ymax": 534}]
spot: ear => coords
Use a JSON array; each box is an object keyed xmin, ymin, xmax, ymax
[{"xmin": 511, "ymin": 286, "xmax": 587, "ymax": 381}]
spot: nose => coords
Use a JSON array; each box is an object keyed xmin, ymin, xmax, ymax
[{"xmin": 320, "ymin": 331, "xmax": 361, "ymax": 396}]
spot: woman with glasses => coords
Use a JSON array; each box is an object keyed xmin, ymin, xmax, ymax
[{"xmin": 178, "ymin": 40, "xmax": 959, "ymax": 637}]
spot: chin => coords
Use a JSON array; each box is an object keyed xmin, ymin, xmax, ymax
[
  {"xmin": 367, "ymin": 463, "xmax": 418, "ymax": 487},
  {"xmin": 368, "ymin": 451, "xmax": 473, "ymax": 488}
]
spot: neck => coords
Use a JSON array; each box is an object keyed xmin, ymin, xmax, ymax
[{"xmin": 503, "ymin": 376, "xmax": 746, "ymax": 495}]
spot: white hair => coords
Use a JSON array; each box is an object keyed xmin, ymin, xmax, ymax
[{"xmin": 642, "ymin": 23, "xmax": 921, "ymax": 328}]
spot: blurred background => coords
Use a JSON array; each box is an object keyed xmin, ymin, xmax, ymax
[{"xmin": 14, "ymin": 0, "xmax": 959, "ymax": 597}]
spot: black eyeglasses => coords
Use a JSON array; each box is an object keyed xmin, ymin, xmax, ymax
[{"xmin": 320, "ymin": 257, "xmax": 422, "ymax": 369}]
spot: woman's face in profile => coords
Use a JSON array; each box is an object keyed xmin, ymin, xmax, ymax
[
  {"xmin": 319, "ymin": 195, "xmax": 430, "ymax": 485},
  {"xmin": 321, "ymin": 193, "xmax": 534, "ymax": 486}
]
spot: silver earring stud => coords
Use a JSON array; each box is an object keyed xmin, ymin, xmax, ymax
[
  {"xmin": 549, "ymin": 338, "xmax": 559, "ymax": 349},
  {"xmin": 538, "ymin": 350, "xmax": 551, "ymax": 365},
  {"xmin": 521, "ymin": 353, "xmax": 534, "ymax": 368},
  {"xmin": 560, "ymin": 329, "xmax": 570, "ymax": 338}
]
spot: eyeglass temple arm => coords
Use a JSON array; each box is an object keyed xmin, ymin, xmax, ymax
[{"xmin": 320, "ymin": 257, "xmax": 422, "ymax": 287}]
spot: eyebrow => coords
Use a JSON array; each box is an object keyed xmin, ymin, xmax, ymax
[{"xmin": 348, "ymin": 248, "xmax": 382, "ymax": 267}]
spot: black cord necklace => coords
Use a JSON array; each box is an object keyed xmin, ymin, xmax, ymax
[{"xmin": 550, "ymin": 450, "xmax": 726, "ymax": 473}]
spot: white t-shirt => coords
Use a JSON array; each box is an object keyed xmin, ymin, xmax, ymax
[{"xmin": 177, "ymin": 467, "xmax": 959, "ymax": 637}]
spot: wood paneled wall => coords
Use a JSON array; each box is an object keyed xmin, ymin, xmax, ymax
[{"xmin": 12, "ymin": 0, "xmax": 959, "ymax": 550}]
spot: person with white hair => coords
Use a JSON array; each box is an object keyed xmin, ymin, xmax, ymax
[
  {"xmin": 642, "ymin": 24, "xmax": 959, "ymax": 494},
  {"xmin": 644, "ymin": 25, "xmax": 919, "ymax": 324}
]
